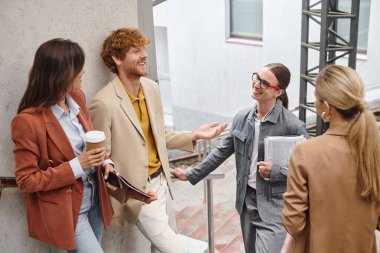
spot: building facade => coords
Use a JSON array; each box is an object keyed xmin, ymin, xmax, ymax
[{"xmin": 153, "ymin": 0, "xmax": 380, "ymax": 130}]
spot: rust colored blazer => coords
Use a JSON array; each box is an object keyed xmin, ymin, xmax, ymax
[
  {"xmin": 282, "ymin": 128, "xmax": 380, "ymax": 253},
  {"xmin": 11, "ymin": 90, "xmax": 113, "ymax": 250}
]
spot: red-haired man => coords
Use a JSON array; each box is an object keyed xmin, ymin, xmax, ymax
[{"xmin": 89, "ymin": 27, "xmax": 226, "ymax": 253}]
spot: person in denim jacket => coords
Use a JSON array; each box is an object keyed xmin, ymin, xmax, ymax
[{"xmin": 172, "ymin": 63, "xmax": 309, "ymax": 253}]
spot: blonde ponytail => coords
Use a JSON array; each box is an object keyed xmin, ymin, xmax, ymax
[
  {"xmin": 316, "ymin": 65, "xmax": 380, "ymax": 201},
  {"xmin": 348, "ymin": 106, "xmax": 380, "ymax": 201}
]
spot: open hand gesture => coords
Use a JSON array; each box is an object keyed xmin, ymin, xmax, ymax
[{"xmin": 191, "ymin": 122, "xmax": 228, "ymax": 141}]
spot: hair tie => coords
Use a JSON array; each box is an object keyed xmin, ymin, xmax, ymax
[{"xmin": 359, "ymin": 101, "xmax": 369, "ymax": 113}]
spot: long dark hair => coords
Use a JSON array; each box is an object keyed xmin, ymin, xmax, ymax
[
  {"xmin": 17, "ymin": 38, "xmax": 85, "ymax": 113},
  {"xmin": 265, "ymin": 63, "xmax": 291, "ymax": 109}
]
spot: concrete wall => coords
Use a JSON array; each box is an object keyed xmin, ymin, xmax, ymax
[
  {"xmin": 158, "ymin": 0, "xmax": 380, "ymax": 130},
  {"xmin": 0, "ymin": 0, "xmax": 150, "ymax": 252}
]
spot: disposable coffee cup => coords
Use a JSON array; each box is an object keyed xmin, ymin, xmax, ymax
[{"xmin": 84, "ymin": 131, "xmax": 105, "ymax": 151}]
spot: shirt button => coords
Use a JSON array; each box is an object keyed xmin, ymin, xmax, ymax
[
  {"xmin": 142, "ymin": 143, "xmax": 146, "ymax": 147},
  {"xmin": 142, "ymin": 186, "xmax": 146, "ymax": 190},
  {"xmin": 144, "ymin": 165, "xmax": 148, "ymax": 169}
]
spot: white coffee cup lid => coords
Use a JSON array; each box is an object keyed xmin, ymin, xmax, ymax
[{"xmin": 84, "ymin": 131, "xmax": 105, "ymax": 143}]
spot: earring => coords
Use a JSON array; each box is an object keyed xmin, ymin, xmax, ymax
[{"xmin": 321, "ymin": 112, "xmax": 331, "ymax": 122}]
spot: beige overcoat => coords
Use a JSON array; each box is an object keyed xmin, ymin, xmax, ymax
[
  {"xmin": 89, "ymin": 77, "xmax": 194, "ymax": 227},
  {"xmin": 282, "ymin": 128, "xmax": 380, "ymax": 253}
]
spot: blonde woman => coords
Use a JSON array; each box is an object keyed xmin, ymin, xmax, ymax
[{"xmin": 282, "ymin": 64, "xmax": 380, "ymax": 253}]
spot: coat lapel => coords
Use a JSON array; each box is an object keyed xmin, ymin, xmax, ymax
[
  {"xmin": 70, "ymin": 90, "xmax": 92, "ymax": 133},
  {"xmin": 141, "ymin": 79, "xmax": 158, "ymax": 138},
  {"xmin": 112, "ymin": 77, "xmax": 145, "ymax": 139},
  {"xmin": 76, "ymin": 110, "xmax": 91, "ymax": 133},
  {"xmin": 42, "ymin": 108, "xmax": 75, "ymax": 161}
]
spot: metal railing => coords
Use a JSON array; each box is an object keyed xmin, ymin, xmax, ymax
[
  {"xmin": 202, "ymin": 172, "xmax": 225, "ymax": 253},
  {"xmin": 170, "ymin": 130, "xmax": 229, "ymax": 253},
  {"xmin": 0, "ymin": 177, "xmax": 17, "ymax": 199},
  {"xmin": 196, "ymin": 132, "xmax": 229, "ymax": 253}
]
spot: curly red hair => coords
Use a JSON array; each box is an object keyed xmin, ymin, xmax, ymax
[{"xmin": 101, "ymin": 28, "xmax": 150, "ymax": 74}]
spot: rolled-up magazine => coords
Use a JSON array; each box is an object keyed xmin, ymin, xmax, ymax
[{"xmin": 102, "ymin": 170, "xmax": 151, "ymax": 204}]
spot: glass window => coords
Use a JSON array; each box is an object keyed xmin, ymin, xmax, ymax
[
  {"xmin": 230, "ymin": 0, "xmax": 263, "ymax": 40},
  {"xmin": 337, "ymin": 0, "xmax": 371, "ymax": 52}
]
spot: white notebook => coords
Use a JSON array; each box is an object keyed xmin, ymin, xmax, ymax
[{"xmin": 264, "ymin": 135, "xmax": 306, "ymax": 168}]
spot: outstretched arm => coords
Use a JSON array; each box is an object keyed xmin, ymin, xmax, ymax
[
  {"xmin": 165, "ymin": 123, "xmax": 228, "ymax": 152},
  {"xmin": 170, "ymin": 122, "xmax": 229, "ymax": 182},
  {"xmin": 186, "ymin": 131, "xmax": 235, "ymax": 185}
]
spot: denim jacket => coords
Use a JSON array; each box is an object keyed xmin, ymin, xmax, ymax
[{"xmin": 187, "ymin": 99, "xmax": 309, "ymax": 222}]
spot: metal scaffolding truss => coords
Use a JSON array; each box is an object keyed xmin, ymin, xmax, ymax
[{"xmin": 299, "ymin": 0, "xmax": 360, "ymax": 136}]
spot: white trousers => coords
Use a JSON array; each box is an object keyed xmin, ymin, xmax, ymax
[{"xmin": 136, "ymin": 173, "xmax": 186, "ymax": 253}]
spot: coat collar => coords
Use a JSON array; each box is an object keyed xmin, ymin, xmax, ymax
[
  {"xmin": 111, "ymin": 76, "xmax": 151, "ymax": 140},
  {"xmin": 324, "ymin": 126, "xmax": 348, "ymax": 136},
  {"xmin": 248, "ymin": 99, "xmax": 284, "ymax": 125},
  {"xmin": 42, "ymin": 109, "xmax": 74, "ymax": 161},
  {"xmin": 50, "ymin": 95, "xmax": 80, "ymax": 120},
  {"xmin": 40, "ymin": 96, "xmax": 91, "ymax": 161}
]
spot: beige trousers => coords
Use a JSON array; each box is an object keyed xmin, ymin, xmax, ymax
[{"xmin": 136, "ymin": 173, "xmax": 185, "ymax": 253}]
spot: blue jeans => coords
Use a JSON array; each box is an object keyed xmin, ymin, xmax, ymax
[{"xmin": 68, "ymin": 173, "xmax": 104, "ymax": 253}]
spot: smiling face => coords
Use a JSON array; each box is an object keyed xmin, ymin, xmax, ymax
[
  {"xmin": 117, "ymin": 46, "xmax": 148, "ymax": 78},
  {"xmin": 251, "ymin": 67, "xmax": 283, "ymax": 104}
]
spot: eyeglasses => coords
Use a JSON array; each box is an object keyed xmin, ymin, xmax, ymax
[{"xmin": 251, "ymin": 73, "xmax": 282, "ymax": 90}]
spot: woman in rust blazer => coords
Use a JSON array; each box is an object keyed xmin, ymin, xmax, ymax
[
  {"xmin": 282, "ymin": 65, "xmax": 380, "ymax": 253},
  {"xmin": 11, "ymin": 39, "xmax": 113, "ymax": 252}
]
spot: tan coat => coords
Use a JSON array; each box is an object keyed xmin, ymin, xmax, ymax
[
  {"xmin": 89, "ymin": 77, "xmax": 194, "ymax": 227},
  {"xmin": 11, "ymin": 90, "xmax": 113, "ymax": 250},
  {"xmin": 282, "ymin": 128, "xmax": 380, "ymax": 253}
]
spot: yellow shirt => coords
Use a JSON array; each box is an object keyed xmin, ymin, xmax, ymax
[{"xmin": 125, "ymin": 85, "xmax": 161, "ymax": 176}]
